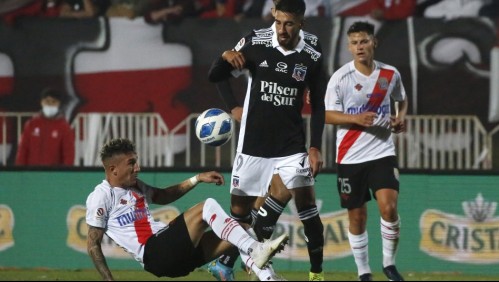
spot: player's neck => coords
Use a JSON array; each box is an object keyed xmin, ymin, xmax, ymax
[{"xmin": 354, "ymin": 60, "xmax": 375, "ymax": 76}]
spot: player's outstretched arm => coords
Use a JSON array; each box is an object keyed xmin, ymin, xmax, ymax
[
  {"xmin": 150, "ymin": 171, "xmax": 225, "ymax": 205},
  {"xmin": 87, "ymin": 225, "xmax": 114, "ymax": 281}
]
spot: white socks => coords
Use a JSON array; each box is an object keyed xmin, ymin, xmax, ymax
[
  {"xmin": 348, "ymin": 231, "xmax": 371, "ymax": 276},
  {"xmin": 202, "ymin": 198, "xmax": 255, "ymax": 253},
  {"xmin": 381, "ymin": 216, "xmax": 401, "ymax": 267},
  {"xmin": 348, "ymin": 216, "xmax": 401, "ymax": 275}
]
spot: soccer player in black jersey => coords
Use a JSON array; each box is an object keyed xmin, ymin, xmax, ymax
[{"xmin": 208, "ymin": 0, "xmax": 326, "ymax": 280}]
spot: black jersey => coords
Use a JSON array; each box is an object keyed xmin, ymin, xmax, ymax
[{"xmin": 209, "ymin": 25, "xmax": 325, "ymax": 158}]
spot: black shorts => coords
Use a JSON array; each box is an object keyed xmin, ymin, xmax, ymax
[
  {"xmin": 143, "ymin": 213, "xmax": 206, "ymax": 278},
  {"xmin": 336, "ymin": 156, "xmax": 400, "ymax": 209}
]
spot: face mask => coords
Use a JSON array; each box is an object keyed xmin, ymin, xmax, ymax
[{"xmin": 42, "ymin": 105, "xmax": 59, "ymax": 118}]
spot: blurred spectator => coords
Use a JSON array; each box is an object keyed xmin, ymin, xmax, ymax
[
  {"xmin": 334, "ymin": 0, "xmax": 416, "ymax": 20},
  {"xmin": 105, "ymin": 0, "xmax": 150, "ymax": 19},
  {"xmin": 15, "ymin": 88, "xmax": 75, "ymax": 166},
  {"xmin": 59, "ymin": 0, "xmax": 109, "ymax": 18},
  {"xmin": 1, "ymin": 0, "xmax": 61, "ymax": 25},
  {"xmin": 423, "ymin": 0, "xmax": 486, "ymax": 19},
  {"xmin": 144, "ymin": 0, "xmax": 196, "ymax": 24},
  {"xmin": 370, "ymin": 0, "xmax": 416, "ymax": 20},
  {"xmin": 196, "ymin": 0, "xmax": 239, "ymax": 19}
]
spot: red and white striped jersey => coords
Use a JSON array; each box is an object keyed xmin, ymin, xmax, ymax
[
  {"xmin": 325, "ymin": 60, "xmax": 406, "ymax": 164},
  {"xmin": 86, "ymin": 180, "xmax": 166, "ymax": 265}
]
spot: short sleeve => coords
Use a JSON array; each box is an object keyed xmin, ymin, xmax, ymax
[
  {"xmin": 391, "ymin": 70, "xmax": 406, "ymax": 102},
  {"xmin": 325, "ymin": 74, "xmax": 343, "ymax": 112},
  {"xmin": 86, "ymin": 189, "xmax": 109, "ymax": 229}
]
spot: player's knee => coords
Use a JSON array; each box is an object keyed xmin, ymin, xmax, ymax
[{"xmin": 379, "ymin": 204, "xmax": 398, "ymax": 220}]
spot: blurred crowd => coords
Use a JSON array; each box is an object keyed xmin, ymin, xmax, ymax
[{"xmin": 1, "ymin": 0, "xmax": 498, "ymax": 26}]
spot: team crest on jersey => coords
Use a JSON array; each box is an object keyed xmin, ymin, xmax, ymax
[
  {"xmin": 235, "ymin": 37, "xmax": 245, "ymax": 51},
  {"xmin": 232, "ymin": 176, "xmax": 240, "ymax": 188},
  {"xmin": 377, "ymin": 77, "xmax": 389, "ymax": 90},
  {"xmin": 292, "ymin": 64, "xmax": 307, "ymax": 81}
]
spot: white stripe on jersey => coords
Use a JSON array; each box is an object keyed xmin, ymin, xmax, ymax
[
  {"xmin": 86, "ymin": 180, "xmax": 166, "ymax": 264},
  {"xmin": 325, "ymin": 60, "xmax": 406, "ymax": 164}
]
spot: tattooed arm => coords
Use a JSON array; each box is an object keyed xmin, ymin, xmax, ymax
[{"xmin": 87, "ymin": 225, "xmax": 114, "ymax": 281}]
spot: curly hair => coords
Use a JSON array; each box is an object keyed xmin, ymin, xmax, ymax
[{"xmin": 100, "ymin": 138, "xmax": 136, "ymax": 162}]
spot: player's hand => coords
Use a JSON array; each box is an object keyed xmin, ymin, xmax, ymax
[
  {"xmin": 231, "ymin": 107, "xmax": 243, "ymax": 122},
  {"xmin": 198, "ymin": 171, "xmax": 225, "ymax": 186},
  {"xmin": 308, "ymin": 147, "xmax": 323, "ymax": 178},
  {"xmin": 222, "ymin": 50, "xmax": 246, "ymax": 70},
  {"xmin": 390, "ymin": 116, "xmax": 406, "ymax": 133},
  {"xmin": 356, "ymin": 111, "xmax": 377, "ymax": 127}
]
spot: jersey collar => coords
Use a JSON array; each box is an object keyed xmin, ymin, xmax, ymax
[{"xmin": 271, "ymin": 22, "xmax": 305, "ymax": 55}]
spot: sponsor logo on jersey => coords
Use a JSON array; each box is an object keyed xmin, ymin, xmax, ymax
[
  {"xmin": 347, "ymin": 103, "xmax": 390, "ymax": 118},
  {"xmin": 0, "ymin": 205, "xmax": 14, "ymax": 252},
  {"xmin": 275, "ymin": 62, "xmax": 288, "ymax": 73},
  {"xmin": 260, "ymin": 80, "xmax": 299, "ymax": 107},
  {"xmin": 116, "ymin": 208, "xmax": 150, "ymax": 226},
  {"xmin": 292, "ymin": 64, "xmax": 307, "ymax": 82},
  {"xmin": 259, "ymin": 60, "xmax": 269, "ymax": 68},
  {"xmin": 67, "ymin": 205, "xmax": 180, "ymax": 258}
]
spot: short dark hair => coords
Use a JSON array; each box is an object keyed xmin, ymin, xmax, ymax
[
  {"xmin": 275, "ymin": 0, "xmax": 305, "ymax": 17},
  {"xmin": 100, "ymin": 138, "xmax": 136, "ymax": 162},
  {"xmin": 40, "ymin": 87, "xmax": 63, "ymax": 101},
  {"xmin": 347, "ymin": 21, "xmax": 375, "ymax": 36}
]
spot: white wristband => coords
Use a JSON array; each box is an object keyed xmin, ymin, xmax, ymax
[{"xmin": 189, "ymin": 175, "xmax": 199, "ymax": 186}]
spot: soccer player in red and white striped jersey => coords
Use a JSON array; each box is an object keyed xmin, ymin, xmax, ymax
[
  {"xmin": 325, "ymin": 21, "xmax": 408, "ymax": 282},
  {"xmin": 85, "ymin": 138, "xmax": 288, "ymax": 281}
]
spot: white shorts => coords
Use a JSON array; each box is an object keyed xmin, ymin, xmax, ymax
[{"xmin": 230, "ymin": 152, "xmax": 315, "ymax": 197}]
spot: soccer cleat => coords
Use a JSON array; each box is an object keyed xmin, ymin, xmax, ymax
[
  {"xmin": 309, "ymin": 271, "xmax": 324, "ymax": 281},
  {"xmin": 383, "ymin": 265, "xmax": 404, "ymax": 281},
  {"xmin": 249, "ymin": 233, "xmax": 289, "ymax": 269},
  {"xmin": 207, "ymin": 260, "xmax": 235, "ymax": 281},
  {"xmin": 358, "ymin": 273, "xmax": 373, "ymax": 281}
]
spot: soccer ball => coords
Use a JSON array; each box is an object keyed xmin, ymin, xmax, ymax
[{"xmin": 195, "ymin": 108, "xmax": 233, "ymax": 146}]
